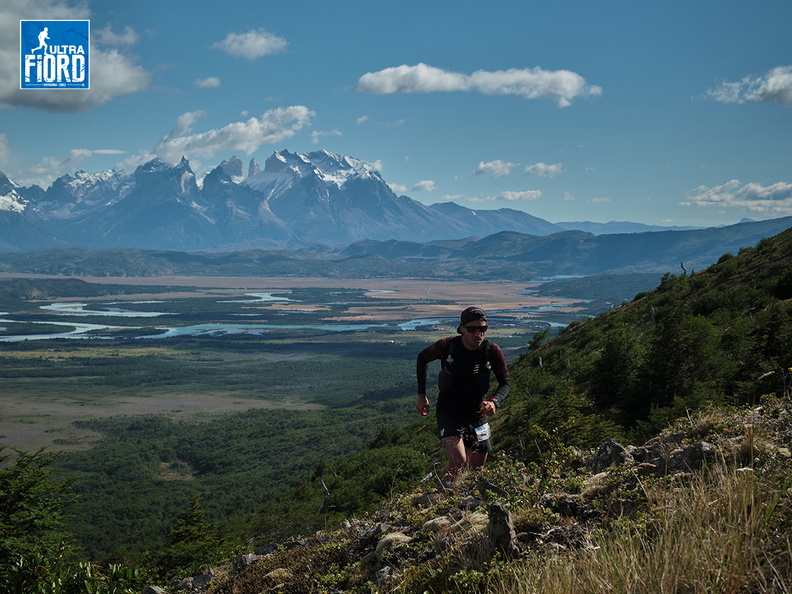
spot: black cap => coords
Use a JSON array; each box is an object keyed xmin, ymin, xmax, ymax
[{"xmin": 460, "ymin": 307, "xmax": 487, "ymax": 325}]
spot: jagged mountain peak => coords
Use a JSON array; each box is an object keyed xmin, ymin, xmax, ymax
[
  {"xmin": 258, "ymin": 149, "xmax": 380, "ymax": 188},
  {"xmin": 219, "ymin": 156, "xmax": 246, "ymax": 183},
  {"xmin": 53, "ymin": 168, "xmax": 128, "ymax": 190},
  {"xmin": 131, "ymin": 157, "xmax": 198, "ymax": 200},
  {"xmin": 248, "ymin": 157, "xmax": 261, "ymax": 178},
  {"xmin": 0, "ymin": 187, "xmax": 27, "ymax": 213},
  {"xmin": 0, "ymin": 171, "xmax": 20, "ymax": 198},
  {"xmin": 136, "ymin": 156, "xmax": 194, "ymax": 177},
  {"xmin": 135, "ymin": 157, "xmax": 172, "ymax": 175},
  {"xmin": 0, "ymin": 149, "xmax": 733, "ymax": 253}
]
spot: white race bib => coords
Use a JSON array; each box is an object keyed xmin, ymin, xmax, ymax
[{"xmin": 475, "ymin": 423, "xmax": 491, "ymax": 442}]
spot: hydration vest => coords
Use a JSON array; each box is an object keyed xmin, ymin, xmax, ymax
[{"xmin": 437, "ymin": 336, "xmax": 493, "ymax": 395}]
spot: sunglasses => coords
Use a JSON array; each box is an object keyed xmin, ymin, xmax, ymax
[{"xmin": 464, "ymin": 325, "xmax": 488, "ymax": 333}]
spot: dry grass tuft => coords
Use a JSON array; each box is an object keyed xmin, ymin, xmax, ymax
[{"xmin": 488, "ymin": 461, "xmax": 792, "ymax": 594}]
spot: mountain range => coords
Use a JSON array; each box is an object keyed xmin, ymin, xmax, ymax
[{"xmin": 0, "ymin": 150, "xmax": 700, "ymax": 253}]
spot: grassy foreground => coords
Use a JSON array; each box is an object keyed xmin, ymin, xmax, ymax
[{"xmin": 158, "ymin": 401, "xmax": 792, "ymax": 594}]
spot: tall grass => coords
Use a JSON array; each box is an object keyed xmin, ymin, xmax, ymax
[{"xmin": 489, "ymin": 462, "xmax": 792, "ymax": 594}]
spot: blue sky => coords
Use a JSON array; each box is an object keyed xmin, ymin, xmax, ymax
[{"xmin": 1, "ymin": 0, "xmax": 790, "ymax": 227}]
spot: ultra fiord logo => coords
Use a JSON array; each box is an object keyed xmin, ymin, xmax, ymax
[{"xmin": 20, "ymin": 20, "xmax": 90, "ymax": 89}]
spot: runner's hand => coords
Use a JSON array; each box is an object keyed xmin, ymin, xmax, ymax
[
  {"xmin": 415, "ymin": 393, "xmax": 429, "ymax": 416},
  {"xmin": 481, "ymin": 400, "xmax": 497, "ymax": 417}
]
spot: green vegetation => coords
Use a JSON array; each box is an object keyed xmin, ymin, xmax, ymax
[
  {"xmin": 201, "ymin": 228, "xmax": 792, "ymax": 591},
  {"xmin": 500, "ymin": 235, "xmax": 792, "ymax": 459},
  {"xmin": 2, "ymin": 227, "xmax": 792, "ymax": 591},
  {"xmin": 0, "ymin": 447, "xmax": 150, "ymax": 593}
]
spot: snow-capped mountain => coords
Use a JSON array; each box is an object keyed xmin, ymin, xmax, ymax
[
  {"xmin": 0, "ymin": 173, "xmax": 28, "ymax": 214},
  {"xmin": 31, "ymin": 169, "xmax": 131, "ymax": 220},
  {"xmin": 0, "ymin": 172, "xmax": 57, "ymax": 251},
  {"xmin": 0, "ymin": 150, "xmax": 568, "ymax": 251}
]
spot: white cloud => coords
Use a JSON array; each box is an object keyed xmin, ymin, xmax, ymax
[
  {"xmin": 563, "ymin": 191, "xmax": 575, "ymax": 201},
  {"xmin": 0, "ymin": 133, "xmax": 11, "ymax": 161},
  {"xmin": 474, "ymin": 160, "xmax": 518, "ymax": 177},
  {"xmin": 462, "ymin": 190, "xmax": 543, "ymax": 203},
  {"xmin": 5, "ymin": 146, "xmax": 130, "ymax": 187},
  {"xmin": 524, "ymin": 162, "xmax": 563, "ymax": 178},
  {"xmin": 0, "ymin": 0, "xmax": 150, "ymax": 112},
  {"xmin": 499, "ymin": 190, "xmax": 542, "ymax": 201},
  {"xmin": 591, "ymin": 197, "xmax": 611, "ymax": 203},
  {"xmin": 93, "ymin": 24, "xmax": 138, "ymax": 46},
  {"xmin": 25, "ymin": 148, "xmax": 94, "ymax": 182},
  {"xmin": 412, "ymin": 180, "xmax": 437, "ymax": 192},
  {"xmin": 356, "ymin": 115, "xmax": 369, "ymax": 124},
  {"xmin": 311, "ymin": 129, "xmax": 342, "ymax": 144},
  {"xmin": 389, "ymin": 183, "xmax": 408, "ymax": 193},
  {"xmin": 195, "ymin": 77, "xmax": 221, "ymax": 88},
  {"xmin": 682, "ymin": 179, "xmax": 792, "ymax": 213},
  {"xmin": 707, "ymin": 66, "xmax": 792, "ymax": 106},
  {"xmin": 153, "ymin": 106, "xmax": 314, "ymax": 164},
  {"xmin": 211, "ymin": 29, "xmax": 287, "ymax": 60},
  {"xmin": 356, "ymin": 62, "xmax": 602, "ymax": 107}
]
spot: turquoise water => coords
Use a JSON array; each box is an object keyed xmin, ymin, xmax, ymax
[{"xmin": 0, "ymin": 290, "xmax": 578, "ymax": 342}]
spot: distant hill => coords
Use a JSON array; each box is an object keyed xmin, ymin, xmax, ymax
[
  {"xmin": 555, "ymin": 220, "xmax": 700, "ymax": 234},
  {"xmin": 498, "ymin": 223, "xmax": 792, "ymax": 453},
  {"xmin": 341, "ymin": 216, "xmax": 792, "ymax": 276},
  {"xmin": 0, "ymin": 216, "xmax": 789, "ymax": 282}
]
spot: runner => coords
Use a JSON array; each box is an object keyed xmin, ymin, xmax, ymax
[{"xmin": 415, "ymin": 306, "xmax": 510, "ymax": 482}]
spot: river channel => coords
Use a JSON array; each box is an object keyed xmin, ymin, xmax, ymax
[{"xmin": 0, "ymin": 289, "xmax": 579, "ymax": 342}]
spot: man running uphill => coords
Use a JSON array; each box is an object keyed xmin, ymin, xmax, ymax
[{"xmin": 416, "ymin": 307, "xmax": 510, "ymax": 482}]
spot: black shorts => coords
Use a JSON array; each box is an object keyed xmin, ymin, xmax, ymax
[{"xmin": 436, "ymin": 412, "xmax": 492, "ymax": 454}]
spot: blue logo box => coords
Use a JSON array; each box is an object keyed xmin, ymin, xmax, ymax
[{"xmin": 20, "ymin": 20, "xmax": 90, "ymax": 89}]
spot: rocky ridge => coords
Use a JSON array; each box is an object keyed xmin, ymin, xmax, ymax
[{"xmin": 143, "ymin": 399, "xmax": 792, "ymax": 593}]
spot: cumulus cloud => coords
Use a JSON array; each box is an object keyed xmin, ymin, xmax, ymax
[
  {"xmin": 499, "ymin": 190, "xmax": 542, "ymax": 201},
  {"xmin": 311, "ymin": 129, "xmax": 342, "ymax": 144},
  {"xmin": 195, "ymin": 77, "xmax": 221, "ymax": 88},
  {"xmin": 707, "ymin": 66, "xmax": 792, "ymax": 106},
  {"xmin": 0, "ymin": 1, "xmax": 150, "ymax": 112},
  {"xmin": 24, "ymin": 148, "xmax": 94, "ymax": 183},
  {"xmin": 474, "ymin": 160, "xmax": 518, "ymax": 177},
  {"xmin": 356, "ymin": 62, "xmax": 602, "ymax": 107},
  {"xmin": 682, "ymin": 179, "xmax": 792, "ymax": 214},
  {"xmin": 5, "ymin": 145, "xmax": 130, "ymax": 186},
  {"xmin": 93, "ymin": 24, "xmax": 138, "ymax": 46},
  {"xmin": 466, "ymin": 190, "xmax": 543, "ymax": 203},
  {"xmin": 152, "ymin": 106, "xmax": 314, "ymax": 164},
  {"xmin": 92, "ymin": 149, "xmax": 127, "ymax": 155},
  {"xmin": 412, "ymin": 180, "xmax": 437, "ymax": 192},
  {"xmin": 211, "ymin": 29, "xmax": 287, "ymax": 60},
  {"xmin": 524, "ymin": 162, "xmax": 563, "ymax": 178}
]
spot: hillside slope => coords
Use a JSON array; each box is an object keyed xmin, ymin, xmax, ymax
[
  {"xmin": 498, "ymin": 226, "xmax": 792, "ymax": 457},
  {"xmin": 161, "ymin": 224, "xmax": 792, "ymax": 592},
  {"xmin": 7, "ymin": 225, "xmax": 792, "ymax": 593}
]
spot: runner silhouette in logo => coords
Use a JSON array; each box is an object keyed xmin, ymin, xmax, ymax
[{"xmin": 31, "ymin": 27, "xmax": 49, "ymax": 53}]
